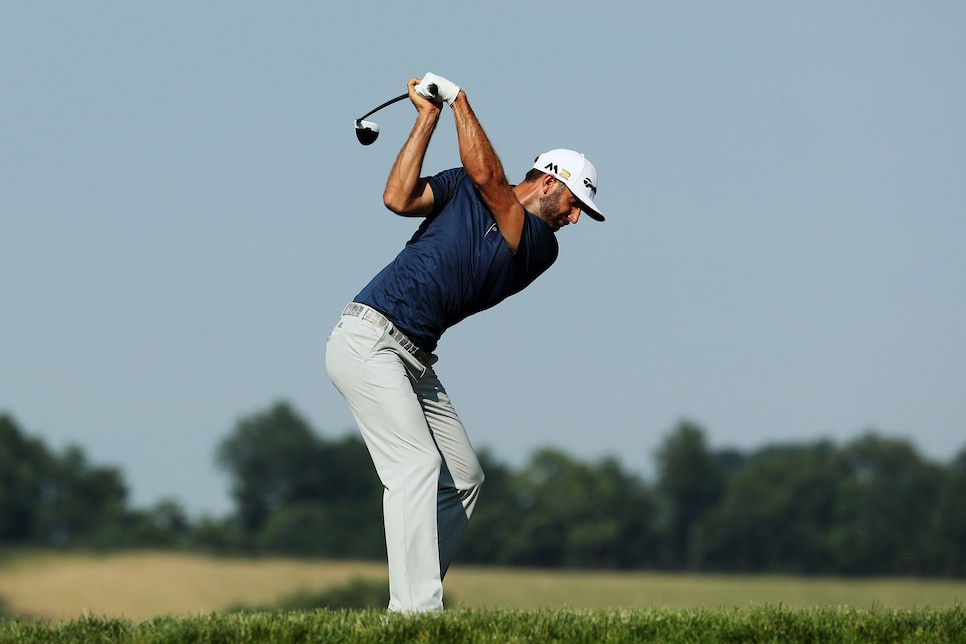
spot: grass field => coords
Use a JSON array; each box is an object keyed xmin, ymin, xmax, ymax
[
  {"xmin": 1, "ymin": 551, "xmax": 965, "ymax": 621},
  {"xmin": 2, "ymin": 606, "xmax": 965, "ymax": 643}
]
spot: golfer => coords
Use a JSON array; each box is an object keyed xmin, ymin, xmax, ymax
[{"xmin": 326, "ymin": 72, "xmax": 605, "ymax": 613}]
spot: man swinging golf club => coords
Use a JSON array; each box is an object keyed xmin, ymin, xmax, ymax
[{"xmin": 326, "ymin": 71, "xmax": 605, "ymax": 613}]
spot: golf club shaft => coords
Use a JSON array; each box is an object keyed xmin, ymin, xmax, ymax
[
  {"xmin": 358, "ymin": 93, "xmax": 407, "ymax": 120},
  {"xmin": 357, "ymin": 84, "xmax": 438, "ymax": 120}
]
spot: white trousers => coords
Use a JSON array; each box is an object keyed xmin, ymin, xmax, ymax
[{"xmin": 325, "ymin": 310, "xmax": 484, "ymax": 613}]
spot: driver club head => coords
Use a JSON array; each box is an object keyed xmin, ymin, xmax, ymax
[{"xmin": 355, "ymin": 119, "xmax": 379, "ymax": 145}]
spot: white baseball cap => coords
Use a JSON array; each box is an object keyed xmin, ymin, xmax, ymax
[{"xmin": 532, "ymin": 149, "xmax": 605, "ymax": 221}]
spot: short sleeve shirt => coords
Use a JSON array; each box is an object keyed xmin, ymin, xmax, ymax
[{"xmin": 355, "ymin": 167, "xmax": 559, "ymax": 352}]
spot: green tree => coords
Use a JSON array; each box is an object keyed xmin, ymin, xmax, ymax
[
  {"xmin": 255, "ymin": 502, "xmax": 334, "ymax": 555},
  {"xmin": 42, "ymin": 445, "xmax": 129, "ymax": 547},
  {"xmin": 934, "ymin": 445, "xmax": 966, "ymax": 576},
  {"xmin": 123, "ymin": 499, "xmax": 193, "ymax": 548},
  {"xmin": 451, "ymin": 449, "xmax": 520, "ymax": 565},
  {"xmin": 828, "ymin": 433, "xmax": 946, "ymax": 575},
  {"xmin": 189, "ymin": 515, "xmax": 246, "ymax": 553},
  {"xmin": 700, "ymin": 441, "xmax": 842, "ymax": 573},
  {"xmin": 215, "ymin": 401, "xmax": 382, "ymax": 557},
  {"xmin": 496, "ymin": 448, "xmax": 658, "ymax": 569},
  {"xmin": 216, "ymin": 402, "xmax": 326, "ymax": 534},
  {"xmin": 0, "ymin": 414, "xmax": 50, "ymax": 542},
  {"xmin": 1, "ymin": 414, "xmax": 131, "ymax": 547},
  {"xmin": 654, "ymin": 421, "xmax": 725, "ymax": 569},
  {"xmin": 576, "ymin": 455, "xmax": 659, "ymax": 569}
]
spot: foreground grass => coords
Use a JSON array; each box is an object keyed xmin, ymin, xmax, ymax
[
  {"xmin": 4, "ymin": 551, "xmax": 966, "ymax": 619},
  {"xmin": 2, "ymin": 606, "xmax": 965, "ymax": 643}
]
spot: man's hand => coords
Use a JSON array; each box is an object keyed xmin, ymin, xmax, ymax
[{"xmin": 415, "ymin": 72, "xmax": 461, "ymax": 105}]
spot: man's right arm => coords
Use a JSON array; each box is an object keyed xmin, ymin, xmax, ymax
[{"xmin": 382, "ymin": 79, "xmax": 441, "ymax": 218}]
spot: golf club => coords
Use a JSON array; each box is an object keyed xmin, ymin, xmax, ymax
[{"xmin": 354, "ymin": 84, "xmax": 436, "ymax": 145}]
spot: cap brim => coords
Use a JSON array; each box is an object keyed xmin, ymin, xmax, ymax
[{"xmin": 577, "ymin": 198, "xmax": 605, "ymax": 222}]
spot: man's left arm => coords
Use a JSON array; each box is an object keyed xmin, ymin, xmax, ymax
[{"xmin": 417, "ymin": 73, "xmax": 525, "ymax": 251}]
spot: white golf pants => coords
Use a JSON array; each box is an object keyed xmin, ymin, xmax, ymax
[{"xmin": 325, "ymin": 309, "xmax": 484, "ymax": 613}]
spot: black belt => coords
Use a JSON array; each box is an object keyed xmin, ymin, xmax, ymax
[{"xmin": 342, "ymin": 303, "xmax": 433, "ymax": 365}]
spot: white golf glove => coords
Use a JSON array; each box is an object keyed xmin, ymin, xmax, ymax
[{"xmin": 415, "ymin": 72, "xmax": 461, "ymax": 105}]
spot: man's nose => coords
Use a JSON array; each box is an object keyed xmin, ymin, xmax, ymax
[{"xmin": 569, "ymin": 208, "xmax": 581, "ymax": 224}]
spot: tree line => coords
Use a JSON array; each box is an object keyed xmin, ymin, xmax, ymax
[{"xmin": 1, "ymin": 404, "xmax": 964, "ymax": 577}]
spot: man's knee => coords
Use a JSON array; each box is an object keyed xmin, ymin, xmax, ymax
[
  {"xmin": 415, "ymin": 451, "xmax": 444, "ymax": 475},
  {"xmin": 469, "ymin": 466, "xmax": 485, "ymax": 489},
  {"xmin": 455, "ymin": 459, "xmax": 484, "ymax": 491},
  {"xmin": 382, "ymin": 450, "xmax": 442, "ymax": 488}
]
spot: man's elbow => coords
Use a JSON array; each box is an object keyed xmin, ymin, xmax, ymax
[
  {"xmin": 467, "ymin": 167, "xmax": 507, "ymax": 192},
  {"xmin": 383, "ymin": 192, "xmax": 427, "ymax": 217},
  {"xmin": 383, "ymin": 189, "xmax": 410, "ymax": 215},
  {"xmin": 384, "ymin": 179, "xmax": 433, "ymax": 217}
]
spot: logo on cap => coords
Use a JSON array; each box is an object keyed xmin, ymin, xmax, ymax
[
  {"xmin": 583, "ymin": 177, "xmax": 597, "ymax": 195},
  {"xmin": 543, "ymin": 162, "xmax": 573, "ymax": 181}
]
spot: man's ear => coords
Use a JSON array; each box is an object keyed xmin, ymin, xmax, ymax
[{"xmin": 541, "ymin": 173, "xmax": 559, "ymax": 195}]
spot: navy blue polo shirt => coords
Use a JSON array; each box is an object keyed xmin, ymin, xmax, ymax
[{"xmin": 354, "ymin": 167, "xmax": 559, "ymax": 352}]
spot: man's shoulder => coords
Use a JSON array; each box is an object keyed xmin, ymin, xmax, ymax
[
  {"xmin": 425, "ymin": 167, "xmax": 472, "ymax": 214},
  {"xmin": 522, "ymin": 210, "xmax": 558, "ymax": 242},
  {"xmin": 516, "ymin": 210, "xmax": 559, "ymax": 267},
  {"xmin": 428, "ymin": 166, "xmax": 469, "ymax": 188}
]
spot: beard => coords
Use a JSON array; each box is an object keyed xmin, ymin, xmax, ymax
[{"xmin": 535, "ymin": 182, "xmax": 568, "ymax": 230}]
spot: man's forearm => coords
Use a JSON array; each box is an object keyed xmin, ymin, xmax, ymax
[
  {"xmin": 451, "ymin": 93, "xmax": 508, "ymax": 189},
  {"xmin": 383, "ymin": 108, "xmax": 440, "ymax": 214}
]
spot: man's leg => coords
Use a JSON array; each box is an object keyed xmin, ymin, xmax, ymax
[
  {"xmin": 413, "ymin": 367, "xmax": 484, "ymax": 579},
  {"xmin": 326, "ymin": 315, "xmax": 444, "ymax": 612}
]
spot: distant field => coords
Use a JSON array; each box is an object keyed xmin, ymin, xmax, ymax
[{"xmin": 1, "ymin": 551, "xmax": 964, "ymax": 621}]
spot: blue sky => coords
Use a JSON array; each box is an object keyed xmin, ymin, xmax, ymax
[{"xmin": 2, "ymin": 2, "xmax": 964, "ymax": 516}]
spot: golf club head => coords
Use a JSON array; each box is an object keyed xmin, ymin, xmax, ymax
[{"xmin": 355, "ymin": 119, "xmax": 379, "ymax": 145}]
